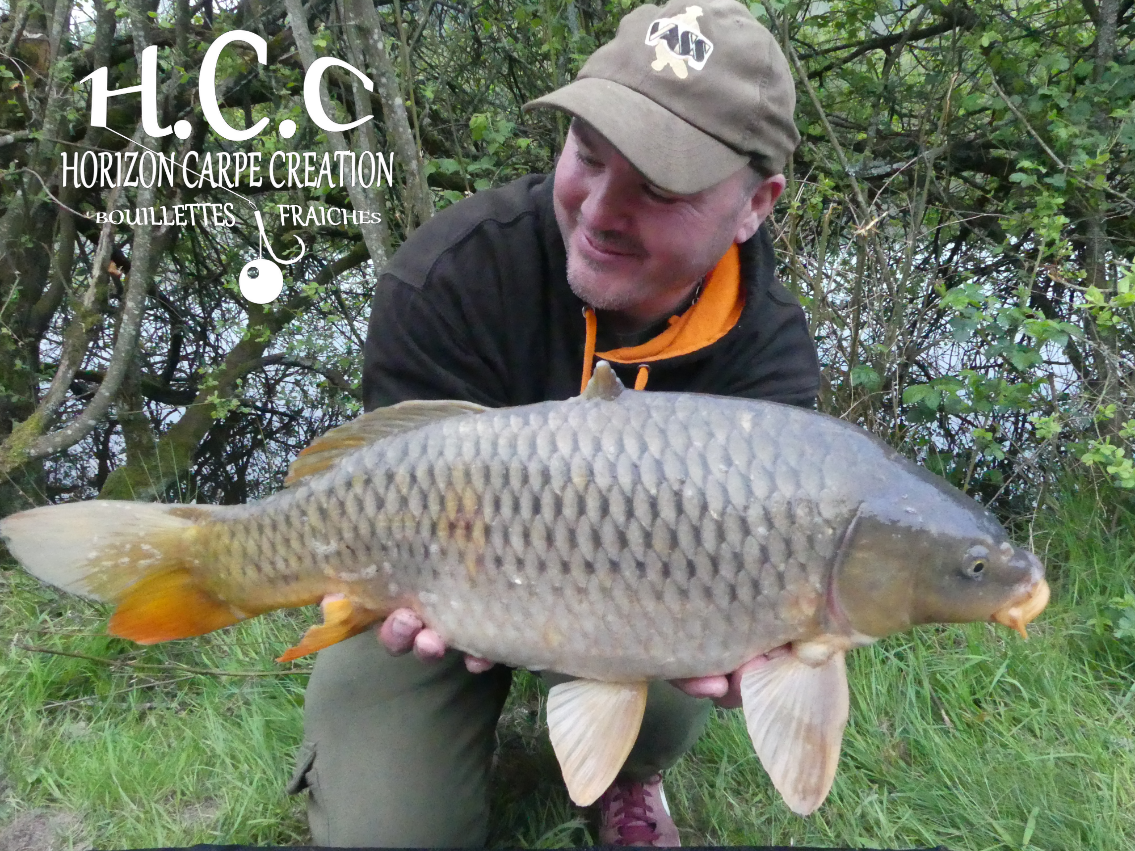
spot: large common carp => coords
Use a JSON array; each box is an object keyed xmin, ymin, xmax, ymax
[{"xmin": 1, "ymin": 363, "xmax": 1048, "ymax": 815}]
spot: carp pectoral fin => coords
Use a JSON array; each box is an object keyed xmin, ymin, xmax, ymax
[
  {"xmin": 546, "ymin": 679, "xmax": 648, "ymax": 806},
  {"xmin": 740, "ymin": 650, "xmax": 849, "ymax": 816},
  {"xmin": 285, "ymin": 400, "xmax": 488, "ymax": 485},
  {"xmin": 276, "ymin": 595, "xmax": 381, "ymax": 662},
  {"xmin": 110, "ymin": 566, "xmax": 248, "ymax": 643}
]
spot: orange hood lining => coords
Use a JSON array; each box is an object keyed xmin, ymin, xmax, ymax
[{"xmin": 580, "ymin": 244, "xmax": 743, "ymax": 392}]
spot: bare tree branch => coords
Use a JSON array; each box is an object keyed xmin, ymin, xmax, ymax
[
  {"xmin": 341, "ymin": 0, "xmax": 434, "ymax": 230},
  {"xmin": 259, "ymin": 353, "xmax": 362, "ymax": 398},
  {"xmin": 284, "ymin": 0, "xmax": 392, "ymax": 264},
  {"xmin": 14, "ymin": 643, "xmax": 313, "ymax": 676}
]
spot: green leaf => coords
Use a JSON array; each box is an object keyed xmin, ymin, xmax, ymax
[
  {"xmin": 949, "ymin": 316, "xmax": 979, "ymax": 342},
  {"xmin": 850, "ymin": 365, "xmax": 882, "ymax": 392},
  {"xmin": 1030, "ymin": 415, "xmax": 1062, "ymax": 440},
  {"xmin": 469, "ymin": 113, "xmax": 489, "ymax": 141},
  {"xmin": 941, "ymin": 284, "xmax": 984, "ymax": 310},
  {"xmin": 1008, "ymin": 348, "xmax": 1042, "ymax": 372},
  {"xmin": 903, "ymin": 385, "xmax": 941, "ymax": 409}
]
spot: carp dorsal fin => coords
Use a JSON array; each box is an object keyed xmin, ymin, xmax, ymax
[
  {"xmin": 580, "ymin": 361, "xmax": 624, "ymax": 401},
  {"xmin": 285, "ymin": 400, "xmax": 487, "ymax": 486},
  {"xmin": 546, "ymin": 679, "xmax": 648, "ymax": 805},
  {"xmin": 740, "ymin": 648, "xmax": 849, "ymax": 816}
]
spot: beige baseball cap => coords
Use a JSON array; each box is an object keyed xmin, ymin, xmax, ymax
[{"xmin": 525, "ymin": 0, "xmax": 800, "ymax": 195}]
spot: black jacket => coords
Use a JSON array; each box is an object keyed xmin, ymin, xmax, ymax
[{"xmin": 363, "ymin": 174, "xmax": 819, "ymax": 410}]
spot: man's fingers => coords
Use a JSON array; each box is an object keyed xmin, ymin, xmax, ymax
[
  {"xmin": 671, "ymin": 675, "xmax": 729, "ymax": 699},
  {"xmin": 464, "ymin": 655, "xmax": 494, "ymax": 673},
  {"xmin": 671, "ymin": 646, "xmax": 796, "ymax": 707},
  {"xmin": 377, "ymin": 609, "xmax": 424, "ymax": 655},
  {"xmin": 377, "ymin": 611, "xmax": 492, "ymax": 672},
  {"xmin": 717, "ymin": 671, "xmax": 746, "ymax": 709},
  {"xmin": 412, "ymin": 628, "xmax": 448, "ymax": 662}
]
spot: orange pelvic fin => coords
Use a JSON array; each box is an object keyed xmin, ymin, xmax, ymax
[
  {"xmin": 109, "ymin": 566, "xmax": 248, "ymax": 644},
  {"xmin": 277, "ymin": 594, "xmax": 382, "ymax": 662}
]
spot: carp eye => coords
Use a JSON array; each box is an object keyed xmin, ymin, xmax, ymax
[{"xmin": 963, "ymin": 545, "xmax": 990, "ymax": 579}]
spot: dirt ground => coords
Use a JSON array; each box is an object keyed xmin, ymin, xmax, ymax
[{"xmin": 0, "ymin": 810, "xmax": 86, "ymax": 851}]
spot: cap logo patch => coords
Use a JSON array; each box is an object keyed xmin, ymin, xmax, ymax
[{"xmin": 646, "ymin": 6, "xmax": 713, "ymax": 79}]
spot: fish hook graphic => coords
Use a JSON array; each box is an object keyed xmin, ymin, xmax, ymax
[
  {"xmin": 255, "ymin": 211, "xmax": 306, "ymax": 266},
  {"xmin": 239, "ymin": 211, "xmax": 306, "ymax": 304},
  {"xmin": 91, "ymin": 126, "xmax": 307, "ymax": 304}
]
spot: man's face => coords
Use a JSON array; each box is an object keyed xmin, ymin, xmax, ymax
[{"xmin": 553, "ymin": 121, "xmax": 783, "ymax": 329}]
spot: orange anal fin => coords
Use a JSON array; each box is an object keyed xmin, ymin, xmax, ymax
[
  {"xmin": 277, "ymin": 595, "xmax": 381, "ymax": 662},
  {"xmin": 109, "ymin": 567, "xmax": 247, "ymax": 644}
]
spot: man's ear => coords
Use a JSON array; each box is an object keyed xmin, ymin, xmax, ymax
[{"xmin": 734, "ymin": 174, "xmax": 786, "ymax": 244}]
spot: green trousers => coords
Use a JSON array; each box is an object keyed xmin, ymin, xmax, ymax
[{"xmin": 289, "ymin": 632, "xmax": 711, "ymax": 847}]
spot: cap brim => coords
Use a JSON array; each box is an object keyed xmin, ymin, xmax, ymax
[{"xmin": 525, "ymin": 78, "xmax": 749, "ymax": 195}]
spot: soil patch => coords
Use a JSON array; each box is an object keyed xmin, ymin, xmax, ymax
[{"xmin": 0, "ymin": 809, "xmax": 85, "ymax": 851}]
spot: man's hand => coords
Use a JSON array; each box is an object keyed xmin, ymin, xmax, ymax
[
  {"xmin": 671, "ymin": 644, "xmax": 791, "ymax": 708},
  {"xmin": 377, "ymin": 608, "xmax": 494, "ymax": 673}
]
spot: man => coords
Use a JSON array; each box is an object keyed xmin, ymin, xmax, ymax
[{"xmin": 286, "ymin": 0, "xmax": 820, "ymax": 845}]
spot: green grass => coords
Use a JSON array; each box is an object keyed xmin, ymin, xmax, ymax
[
  {"xmin": 2, "ymin": 488, "xmax": 1133, "ymax": 848},
  {"xmin": 0, "ymin": 577, "xmax": 316, "ymax": 849}
]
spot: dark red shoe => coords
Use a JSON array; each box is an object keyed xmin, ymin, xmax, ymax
[{"xmin": 597, "ymin": 774, "xmax": 681, "ymax": 847}]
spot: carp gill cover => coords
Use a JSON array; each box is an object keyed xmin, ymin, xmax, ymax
[{"xmin": 1, "ymin": 363, "xmax": 1049, "ymax": 815}]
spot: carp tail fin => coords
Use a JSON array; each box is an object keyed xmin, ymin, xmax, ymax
[{"xmin": 1, "ymin": 501, "xmax": 246, "ymax": 644}]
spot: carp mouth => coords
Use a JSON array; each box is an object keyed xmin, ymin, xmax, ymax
[{"xmin": 991, "ymin": 578, "xmax": 1050, "ymax": 639}]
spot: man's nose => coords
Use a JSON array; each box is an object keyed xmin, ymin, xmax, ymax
[{"xmin": 580, "ymin": 170, "xmax": 634, "ymax": 231}]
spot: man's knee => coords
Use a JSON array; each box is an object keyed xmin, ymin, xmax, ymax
[
  {"xmin": 623, "ymin": 680, "xmax": 712, "ymax": 779},
  {"xmin": 292, "ymin": 634, "xmax": 512, "ymax": 846}
]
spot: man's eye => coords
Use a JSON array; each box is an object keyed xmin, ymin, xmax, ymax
[
  {"xmin": 644, "ymin": 185, "xmax": 680, "ymax": 203},
  {"xmin": 577, "ymin": 150, "xmax": 602, "ymax": 168}
]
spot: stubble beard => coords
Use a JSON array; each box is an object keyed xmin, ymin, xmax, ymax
[{"xmin": 564, "ymin": 252, "xmax": 646, "ymax": 313}]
